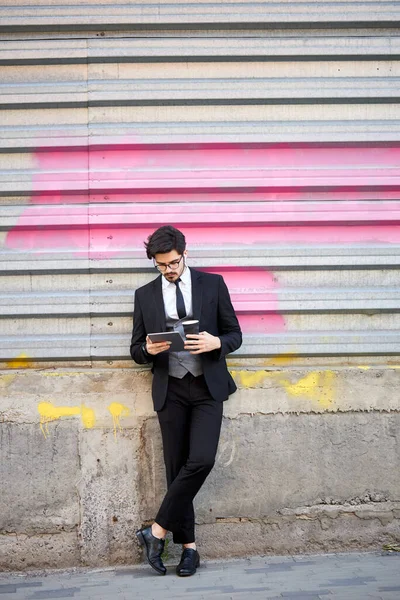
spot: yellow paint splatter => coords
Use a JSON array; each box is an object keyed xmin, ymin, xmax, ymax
[
  {"xmin": 232, "ymin": 369, "xmax": 336, "ymax": 409},
  {"xmin": 263, "ymin": 353, "xmax": 299, "ymax": 367},
  {"xmin": 43, "ymin": 372, "xmax": 85, "ymax": 377},
  {"xmin": 38, "ymin": 401, "xmax": 96, "ymax": 438},
  {"xmin": 0, "ymin": 374, "xmax": 16, "ymax": 388},
  {"xmin": 107, "ymin": 402, "xmax": 130, "ymax": 438},
  {"xmin": 231, "ymin": 369, "xmax": 275, "ymax": 388},
  {"xmin": 358, "ymin": 366, "xmax": 370, "ymax": 370},
  {"xmin": 6, "ymin": 353, "xmax": 30, "ymax": 369},
  {"xmin": 279, "ymin": 371, "xmax": 335, "ymax": 408},
  {"xmin": 80, "ymin": 405, "xmax": 96, "ymax": 428}
]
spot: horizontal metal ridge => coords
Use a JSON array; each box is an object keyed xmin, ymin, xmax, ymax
[
  {"xmin": 2, "ymin": 77, "xmax": 400, "ymax": 110},
  {"xmin": 1, "ymin": 287, "xmax": 399, "ymax": 317},
  {"xmin": 1, "ymin": 2, "xmax": 400, "ymax": 32},
  {"xmin": 1, "ymin": 247, "xmax": 400, "ymax": 275},
  {"xmin": 2, "ymin": 201, "xmax": 400, "ymax": 229},
  {"xmin": 3, "ymin": 124, "xmax": 400, "ymax": 150},
  {"xmin": 1, "ymin": 142, "xmax": 400, "ymax": 194},
  {"xmin": 1, "ymin": 36, "xmax": 400, "ymax": 64},
  {"xmin": 1, "ymin": 330, "xmax": 400, "ymax": 361}
]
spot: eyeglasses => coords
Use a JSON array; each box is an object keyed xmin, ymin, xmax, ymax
[{"xmin": 154, "ymin": 255, "xmax": 184, "ymax": 272}]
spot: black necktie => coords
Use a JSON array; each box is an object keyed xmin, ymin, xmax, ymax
[{"xmin": 174, "ymin": 278, "xmax": 187, "ymax": 320}]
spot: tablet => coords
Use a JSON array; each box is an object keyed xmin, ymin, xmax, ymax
[{"xmin": 148, "ymin": 331, "xmax": 185, "ymax": 352}]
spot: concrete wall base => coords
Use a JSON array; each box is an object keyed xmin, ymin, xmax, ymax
[{"xmin": 1, "ymin": 365, "xmax": 399, "ymax": 571}]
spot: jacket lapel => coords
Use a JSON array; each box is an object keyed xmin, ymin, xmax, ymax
[
  {"xmin": 152, "ymin": 275, "xmax": 167, "ymax": 331},
  {"xmin": 191, "ymin": 269, "xmax": 203, "ymax": 324}
]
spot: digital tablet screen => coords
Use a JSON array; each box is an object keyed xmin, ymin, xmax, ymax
[{"xmin": 147, "ymin": 331, "xmax": 185, "ymax": 352}]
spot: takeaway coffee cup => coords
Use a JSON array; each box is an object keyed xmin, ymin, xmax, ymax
[{"xmin": 182, "ymin": 320, "xmax": 199, "ymax": 336}]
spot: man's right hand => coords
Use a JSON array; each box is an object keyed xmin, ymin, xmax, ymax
[{"xmin": 145, "ymin": 335, "xmax": 171, "ymax": 355}]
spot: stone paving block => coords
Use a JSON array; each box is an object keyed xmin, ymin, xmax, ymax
[
  {"xmin": 27, "ymin": 588, "xmax": 81, "ymax": 599},
  {"xmin": 185, "ymin": 585, "xmax": 234, "ymax": 592},
  {"xmin": 323, "ymin": 576, "xmax": 376, "ymax": 586},
  {"xmin": 0, "ymin": 585, "xmax": 17, "ymax": 594},
  {"xmin": 281, "ymin": 592, "xmax": 333, "ymax": 598},
  {"xmin": 14, "ymin": 583, "xmax": 43, "ymax": 590},
  {"xmin": 245, "ymin": 564, "xmax": 294, "ymax": 573},
  {"xmin": 375, "ymin": 555, "xmax": 400, "ymax": 565},
  {"xmin": 293, "ymin": 554, "xmax": 337, "ymax": 563},
  {"xmin": 202, "ymin": 575, "xmax": 265, "ymax": 588},
  {"xmin": 181, "ymin": 575, "xmax": 224, "ymax": 587},
  {"xmin": 330, "ymin": 559, "xmax": 362, "ymax": 567},
  {"xmin": 376, "ymin": 576, "xmax": 400, "ymax": 586},
  {"xmin": 249, "ymin": 556, "xmax": 296, "ymax": 565},
  {"xmin": 123, "ymin": 571, "xmax": 157, "ymax": 579},
  {"xmin": 114, "ymin": 569, "xmax": 140, "ymax": 577},
  {"xmin": 241, "ymin": 579, "xmax": 289, "ymax": 592},
  {"xmin": 281, "ymin": 596, "xmax": 321, "ymax": 600},
  {"xmin": 211, "ymin": 595, "xmax": 280, "ymax": 600},
  {"xmin": 329, "ymin": 594, "xmax": 384, "ymax": 600},
  {"xmin": 230, "ymin": 586, "xmax": 272, "ymax": 592},
  {"xmin": 78, "ymin": 582, "xmax": 110, "ymax": 590},
  {"xmin": 77, "ymin": 596, "xmax": 120, "ymax": 600}
]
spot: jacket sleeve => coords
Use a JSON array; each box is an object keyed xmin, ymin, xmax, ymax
[
  {"xmin": 216, "ymin": 275, "xmax": 242, "ymax": 359},
  {"xmin": 130, "ymin": 290, "xmax": 153, "ymax": 365}
]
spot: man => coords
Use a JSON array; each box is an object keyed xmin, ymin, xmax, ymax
[{"xmin": 130, "ymin": 225, "xmax": 242, "ymax": 577}]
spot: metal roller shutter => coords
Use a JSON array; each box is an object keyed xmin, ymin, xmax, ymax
[{"xmin": 1, "ymin": 1, "xmax": 399, "ymax": 364}]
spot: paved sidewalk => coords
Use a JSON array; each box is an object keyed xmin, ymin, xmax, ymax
[{"xmin": 0, "ymin": 551, "xmax": 399, "ymax": 600}]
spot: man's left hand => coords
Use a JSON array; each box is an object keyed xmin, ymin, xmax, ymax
[{"xmin": 184, "ymin": 332, "xmax": 221, "ymax": 354}]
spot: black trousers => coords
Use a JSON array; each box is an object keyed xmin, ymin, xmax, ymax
[{"xmin": 155, "ymin": 373, "xmax": 223, "ymax": 544}]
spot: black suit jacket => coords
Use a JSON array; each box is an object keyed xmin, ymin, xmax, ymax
[{"xmin": 130, "ymin": 268, "xmax": 242, "ymax": 411}]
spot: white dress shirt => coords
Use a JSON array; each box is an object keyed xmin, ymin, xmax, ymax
[{"xmin": 161, "ymin": 265, "xmax": 192, "ymax": 320}]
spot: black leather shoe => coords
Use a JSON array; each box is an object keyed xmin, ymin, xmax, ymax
[
  {"xmin": 176, "ymin": 548, "xmax": 200, "ymax": 577},
  {"xmin": 136, "ymin": 526, "xmax": 166, "ymax": 575}
]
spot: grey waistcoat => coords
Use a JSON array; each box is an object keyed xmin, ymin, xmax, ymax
[{"xmin": 165, "ymin": 312, "xmax": 203, "ymax": 378}]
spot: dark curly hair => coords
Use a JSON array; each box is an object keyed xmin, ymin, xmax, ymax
[{"xmin": 144, "ymin": 225, "xmax": 186, "ymax": 259}]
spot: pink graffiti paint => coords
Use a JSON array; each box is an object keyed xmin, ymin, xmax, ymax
[
  {"xmin": 89, "ymin": 190, "xmax": 400, "ymax": 205},
  {"xmin": 6, "ymin": 140, "xmax": 400, "ymax": 259},
  {"xmin": 236, "ymin": 314, "xmax": 285, "ymax": 334},
  {"xmin": 6, "ymin": 148, "xmax": 90, "ymax": 253},
  {"xmin": 199, "ymin": 268, "xmax": 285, "ymax": 333},
  {"xmin": 5, "ymin": 142, "xmax": 400, "ymax": 335}
]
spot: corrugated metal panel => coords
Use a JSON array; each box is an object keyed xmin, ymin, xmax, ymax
[
  {"xmin": 1, "ymin": 60, "xmax": 400, "ymax": 110},
  {"xmin": 1, "ymin": 1, "xmax": 399, "ymax": 31},
  {"xmin": 2, "ymin": 37, "xmax": 400, "ymax": 64},
  {"xmin": 1, "ymin": 4, "xmax": 399, "ymax": 363}
]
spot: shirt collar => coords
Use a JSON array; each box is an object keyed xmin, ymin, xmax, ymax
[
  {"xmin": 161, "ymin": 265, "xmax": 191, "ymax": 289},
  {"xmin": 180, "ymin": 265, "xmax": 191, "ymax": 286}
]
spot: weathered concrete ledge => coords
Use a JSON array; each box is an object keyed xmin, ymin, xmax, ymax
[{"xmin": 1, "ymin": 364, "xmax": 399, "ymax": 570}]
